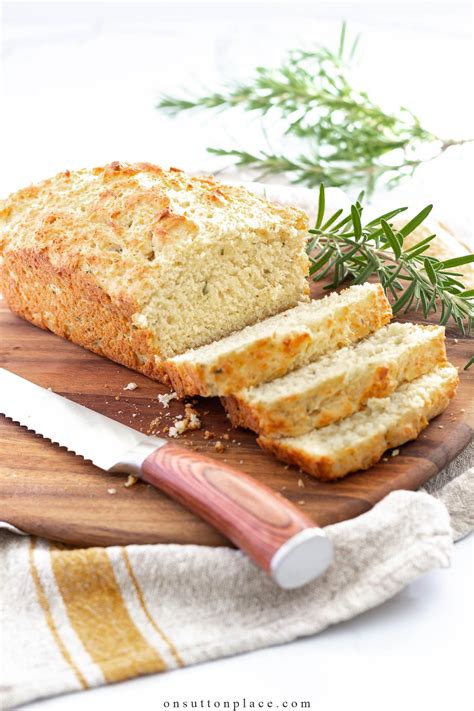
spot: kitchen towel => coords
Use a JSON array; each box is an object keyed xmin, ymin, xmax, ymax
[
  {"xmin": 1, "ymin": 447, "xmax": 472, "ymax": 709},
  {"xmin": 0, "ymin": 181, "xmax": 472, "ymax": 708}
]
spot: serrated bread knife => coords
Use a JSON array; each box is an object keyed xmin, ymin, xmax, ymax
[{"xmin": 0, "ymin": 368, "xmax": 333, "ymax": 588}]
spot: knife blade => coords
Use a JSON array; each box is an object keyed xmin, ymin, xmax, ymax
[
  {"xmin": 0, "ymin": 368, "xmax": 333, "ymax": 589},
  {"xmin": 0, "ymin": 367, "xmax": 164, "ymax": 471}
]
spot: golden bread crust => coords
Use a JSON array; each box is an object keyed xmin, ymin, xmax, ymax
[
  {"xmin": 257, "ymin": 367, "xmax": 459, "ymax": 480},
  {"xmin": 0, "ymin": 162, "xmax": 310, "ymax": 370},
  {"xmin": 223, "ymin": 367, "xmax": 391, "ymax": 434},
  {"xmin": 2, "ymin": 247, "xmax": 163, "ymax": 378},
  {"xmin": 163, "ymin": 284, "xmax": 392, "ymax": 397},
  {"xmin": 224, "ymin": 324, "xmax": 447, "ymax": 436},
  {"xmin": 0, "ymin": 162, "xmax": 307, "ymax": 255},
  {"xmin": 163, "ymin": 330, "xmax": 314, "ymax": 398}
]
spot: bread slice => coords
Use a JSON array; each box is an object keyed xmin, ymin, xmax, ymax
[
  {"xmin": 163, "ymin": 283, "xmax": 392, "ymax": 396},
  {"xmin": 224, "ymin": 323, "xmax": 447, "ymax": 437},
  {"xmin": 0, "ymin": 162, "xmax": 309, "ymax": 379},
  {"xmin": 258, "ymin": 364, "xmax": 459, "ymax": 480}
]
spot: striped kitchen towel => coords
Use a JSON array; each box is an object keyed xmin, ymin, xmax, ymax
[{"xmin": 1, "ymin": 451, "xmax": 472, "ymax": 708}]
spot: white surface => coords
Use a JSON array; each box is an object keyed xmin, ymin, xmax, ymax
[{"xmin": 2, "ymin": 2, "xmax": 473, "ymax": 709}]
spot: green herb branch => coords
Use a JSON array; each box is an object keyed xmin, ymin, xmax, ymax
[
  {"xmin": 157, "ymin": 23, "xmax": 472, "ymax": 191},
  {"xmin": 308, "ymin": 186, "xmax": 474, "ymax": 367}
]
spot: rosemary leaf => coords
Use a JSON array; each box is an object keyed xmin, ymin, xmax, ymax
[
  {"xmin": 308, "ymin": 186, "xmax": 474, "ymax": 367},
  {"xmin": 157, "ymin": 24, "xmax": 472, "ymax": 191},
  {"xmin": 315, "ymin": 184, "xmax": 325, "ymax": 229}
]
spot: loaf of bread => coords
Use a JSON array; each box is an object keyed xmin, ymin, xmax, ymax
[
  {"xmin": 0, "ymin": 162, "xmax": 310, "ymax": 379},
  {"xmin": 258, "ymin": 364, "xmax": 459, "ymax": 480},
  {"xmin": 224, "ymin": 322, "xmax": 447, "ymax": 437},
  {"xmin": 163, "ymin": 283, "xmax": 392, "ymax": 397}
]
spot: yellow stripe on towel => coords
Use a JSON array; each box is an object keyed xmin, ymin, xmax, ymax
[
  {"xmin": 28, "ymin": 539, "xmax": 89, "ymax": 690},
  {"xmin": 50, "ymin": 546, "xmax": 167, "ymax": 683},
  {"xmin": 121, "ymin": 548, "xmax": 184, "ymax": 668}
]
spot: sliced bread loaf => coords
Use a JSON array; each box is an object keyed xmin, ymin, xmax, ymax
[
  {"xmin": 162, "ymin": 283, "xmax": 392, "ymax": 397},
  {"xmin": 0, "ymin": 162, "xmax": 310, "ymax": 378},
  {"xmin": 258, "ymin": 364, "xmax": 459, "ymax": 480},
  {"xmin": 224, "ymin": 323, "xmax": 447, "ymax": 437}
]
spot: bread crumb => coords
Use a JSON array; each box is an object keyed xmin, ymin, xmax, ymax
[
  {"xmin": 147, "ymin": 417, "xmax": 161, "ymax": 434},
  {"xmin": 124, "ymin": 475, "xmax": 138, "ymax": 488},
  {"xmin": 132, "ymin": 413, "xmax": 137, "ymax": 418},
  {"xmin": 107, "ymin": 488, "xmax": 117, "ymax": 495},
  {"xmin": 283, "ymin": 465, "xmax": 289, "ymax": 470},
  {"xmin": 169, "ymin": 419, "xmax": 188, "ymax": 438},
  {"xmin": 391, "ymin": 449, "xmax": 400, "ymax": 457},
  {"xmin": 114, "ymin": 395, "xmax": 120, "ymax": 401},
  {"xmin": 184, "ymin": 403, "xmax": 202, "ymax": 430},
  {"xmin": 460, "ymin": 408, "xmax": 465, "ymax": 413},
  {"xmin": 223, "ymin": 433, "xmax": 230, "ymax": 441},
  {"xmin": 281, "ymin": 485, "xmax": 287, "ymax": 490},
  {"xmin": 123, "ymin": 382, "xmax": 138, "ymax": 391},
  {"xmin": 298, "ymin": 478, "xmax": 305, "ymax": 488},
  {"xmin": 298, "ymin": 500, "xmax": 305, "ymax": 505},
  {"xmin": 454, "ymin": 338, "xmax": 458, "ymax": 344},
  {"xmin": 382, "ymin": 458, "xmax": 389, "ymax": 462},
  {"xmin": 157, "ymin": 391, "xmax": 178, "ymax": 408},
  {"xmin": 168, "ymin": 404, "xmax": 202, "ymax": 437},
  {"xmin": 214, "ymin": 440, "xmax": 225, "ymax": 453},
  {"xmin": 438, "ymin": 425, "xmax": 444, "ymax": 429},
  {"xmin": 239, "ymin": 460, "xmax": 244, "ymax": 465},
  {"xmin": 203, "ymin": 430, "xmax": 214, "ymax": 440}
]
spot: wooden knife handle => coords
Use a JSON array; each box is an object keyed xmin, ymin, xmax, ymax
[{"xmin": 141, "ymin": 443, "xmax": 332, "ymax": 588}]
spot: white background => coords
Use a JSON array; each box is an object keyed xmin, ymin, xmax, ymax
[{"xmin": 2, "ymin": 1, "xmax": 473, "ymax": 709}]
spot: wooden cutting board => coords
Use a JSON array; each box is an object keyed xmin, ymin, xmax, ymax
[{"xmin": 0, "ymin": 287, "xmax": 472, "ymax": 548}]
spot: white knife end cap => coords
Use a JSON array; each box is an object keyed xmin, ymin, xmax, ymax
[{"xmin": 270, "ymin": 528, "xmax": 333, "ymax": 590}]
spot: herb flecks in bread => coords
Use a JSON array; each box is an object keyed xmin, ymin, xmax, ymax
[
  {"xmin": 0, "ymin": 162, "xmax": 309, "ymax": 378},
  {"xmin": 224, "ymin": 322, "xmax": 447, "ymax": 437},
  {"xmin": 163, "ymin": 283, "xmax": 392, "ymax": 397},
  {"xmin": 258, "ymin": 365, "xmax": 459, "ymax": 480}
]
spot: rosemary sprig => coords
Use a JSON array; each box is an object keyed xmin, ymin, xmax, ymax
[
  {"xmin": 308, "ymin": 186, "xmax": 474, "ymax": 365},
  {"xmin": 157, "ymin": 23, "xmax": 472, "ymax": 191}
]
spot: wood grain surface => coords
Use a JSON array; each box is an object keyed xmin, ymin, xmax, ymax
[{"xmin": 0, "ymin": 285, "xmax": 472, "ymax": 548}]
